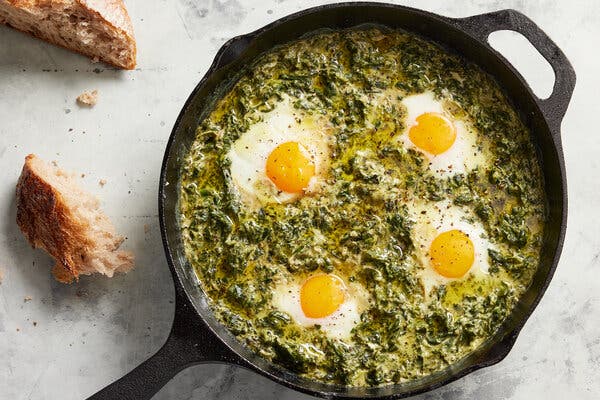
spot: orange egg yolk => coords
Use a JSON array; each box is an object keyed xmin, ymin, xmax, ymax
[
  {"xmin": 300, "ymin": 274, "xmax": 345, "ymax": 319},
  {"xmin": 408, "ymin": 112, "xmax": 456, "ymax": 155},
  {"xmin": 429, "ymin": 229, "xmax": 475, "ymax": 278},
  {"xmin": 266, "ymin": 141, "xmax": 315, "ymax": 193}
]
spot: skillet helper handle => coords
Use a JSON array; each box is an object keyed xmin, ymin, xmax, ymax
[
  {"xmin": 453, "ymin": 9, "xmax": 576, "ymax": 134},
  {"xmin": 213, "ymin": 33, "xmax": 253, "ymax": 70},
  {"xmin": 86, "ymin": 292, "xmax": 240, "ymax": 400}
]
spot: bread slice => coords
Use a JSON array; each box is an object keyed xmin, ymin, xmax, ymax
[
  {"xmin": 16, "ymin": 154, "xmax": 134, "ymax": 283},
  {"xmin": 0, "ymin": 0, "xmax": 136, "ymax": 69}
]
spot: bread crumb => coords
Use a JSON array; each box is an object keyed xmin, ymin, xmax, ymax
[
  {"xmin": 144, "ymin": 224, "xmax": 150, "ymax": 234},
  {"xmin": 99, "ymin": 179, "xmax": 107, "ymax": 187},
  {"xmin": 91, "ymin": 56, "xmax": 100, "ymax": 64},
  {"xmin": 33, "ymin": 321, "xmax": 38, "ymax": 327},
  {"xmin": 77, "ymin": 90, "xmax": 98, "ymax": 107},
  {"xmin": 24, "ymin": 296, "xmax": 32, "ymax": 302}
]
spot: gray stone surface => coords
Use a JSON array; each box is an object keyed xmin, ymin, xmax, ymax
[{"xmin": 0, "ymin": 0, "xmax": 598, "ymax": 399}]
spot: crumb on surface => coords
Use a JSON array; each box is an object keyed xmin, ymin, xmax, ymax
[
  {"xmin": 144, "ymin": 224, "xmax": 150, "ymax": 234},
  {"xmin": 77, "ymin": 90, "xmax": 98, "ymax": 106},
  {"xmin": 24, "ymin": 296, "xmax": 32, "ymax": 302},
  {"xmin": 91, "ymin": 56, "xmax": 100, "ymax": 64},
  {"xmin": 99, "ymin": 179, "xmax": 107, "ymax": 187}
]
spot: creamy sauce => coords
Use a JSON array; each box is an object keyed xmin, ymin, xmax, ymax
[{"xmin": 179, "ymin": 28, "xmax": 546, "ymax": 387}]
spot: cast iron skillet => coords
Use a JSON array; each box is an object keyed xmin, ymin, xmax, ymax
[{"xmin": 88, "ymin": 3, "xmax": 575, "ymax": 399}]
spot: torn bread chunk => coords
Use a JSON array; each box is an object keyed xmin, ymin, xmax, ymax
[
  {"xmin": 0, "ymin": 0, "xmax": 136, "ymax": 69},
  {"xmin": 16, "ymin": 154, "xmax": 134, "ymax": 283}
]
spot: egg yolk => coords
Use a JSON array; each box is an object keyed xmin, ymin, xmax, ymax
[
  {"xmin": 300, "ymin": 274, "xmax": 345, "ymax": 318},
  {"xmin": 408, "ymin": 112, "xmax": 456, "ymax": 155},
  {"xmin": 266, "ymin": 141, "xmax": 315, "ymax": 193},
  {"xmin": 429, "ymin": 229, "xmax": 475, "ymax": 278}
]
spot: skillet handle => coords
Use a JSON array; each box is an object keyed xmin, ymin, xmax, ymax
[
  {"xmin": 86, "ymin": 289, "xmax": 243, "ymax": 400},
  {"xmin": 451, "ymin": 9, "xmax": 576, "ymax": 134}
]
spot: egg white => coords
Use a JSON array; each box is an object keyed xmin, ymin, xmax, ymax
[
  {"xmin": 227, "ymin": 98, "xmax": 331, "ymax": 209},
  {"xmin": 408, "ymin": 200, "xmax": 492, "ymax": 294},
  {"xmin": 398, "ymin": 91, "xmax": 485, "ymax": 177},
  {"xmin": 271, "ymin": 276, "xmax": 369, "ymax": 340}
]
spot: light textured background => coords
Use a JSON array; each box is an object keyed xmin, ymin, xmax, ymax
[{"xmin": 0, "ymin": 1, "xmax": 598, "ymax": 399}]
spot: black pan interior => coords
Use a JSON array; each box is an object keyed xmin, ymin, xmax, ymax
[{"xmin": 160, "ymin": 3, "xmax": 566, "ymax": 398}]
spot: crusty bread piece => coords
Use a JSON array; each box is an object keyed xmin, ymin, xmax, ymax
[
  {"xmin": 16, "ymin": 154, "xmax": 134, "ymax": 283},
  {"xmin": 0, "ymin": 0, "xmax": 136, "ymax": 69}
]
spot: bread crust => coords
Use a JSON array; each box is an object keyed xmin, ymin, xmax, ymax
[
  {"xmin": 16, "ymin": 154, "xmax": 133, "ymax": 283},
  {"xmin": 0, "ymin": 0, "xmax": 136, "ymax": 69},
  {"xmin": 17, "ymin": 155, "xmax": 88, "ymax": 281}
]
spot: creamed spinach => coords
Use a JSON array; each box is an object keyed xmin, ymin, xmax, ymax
[{"xmin": 179, "ymin": 28, "xmax": 545, "ymax": 386}]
